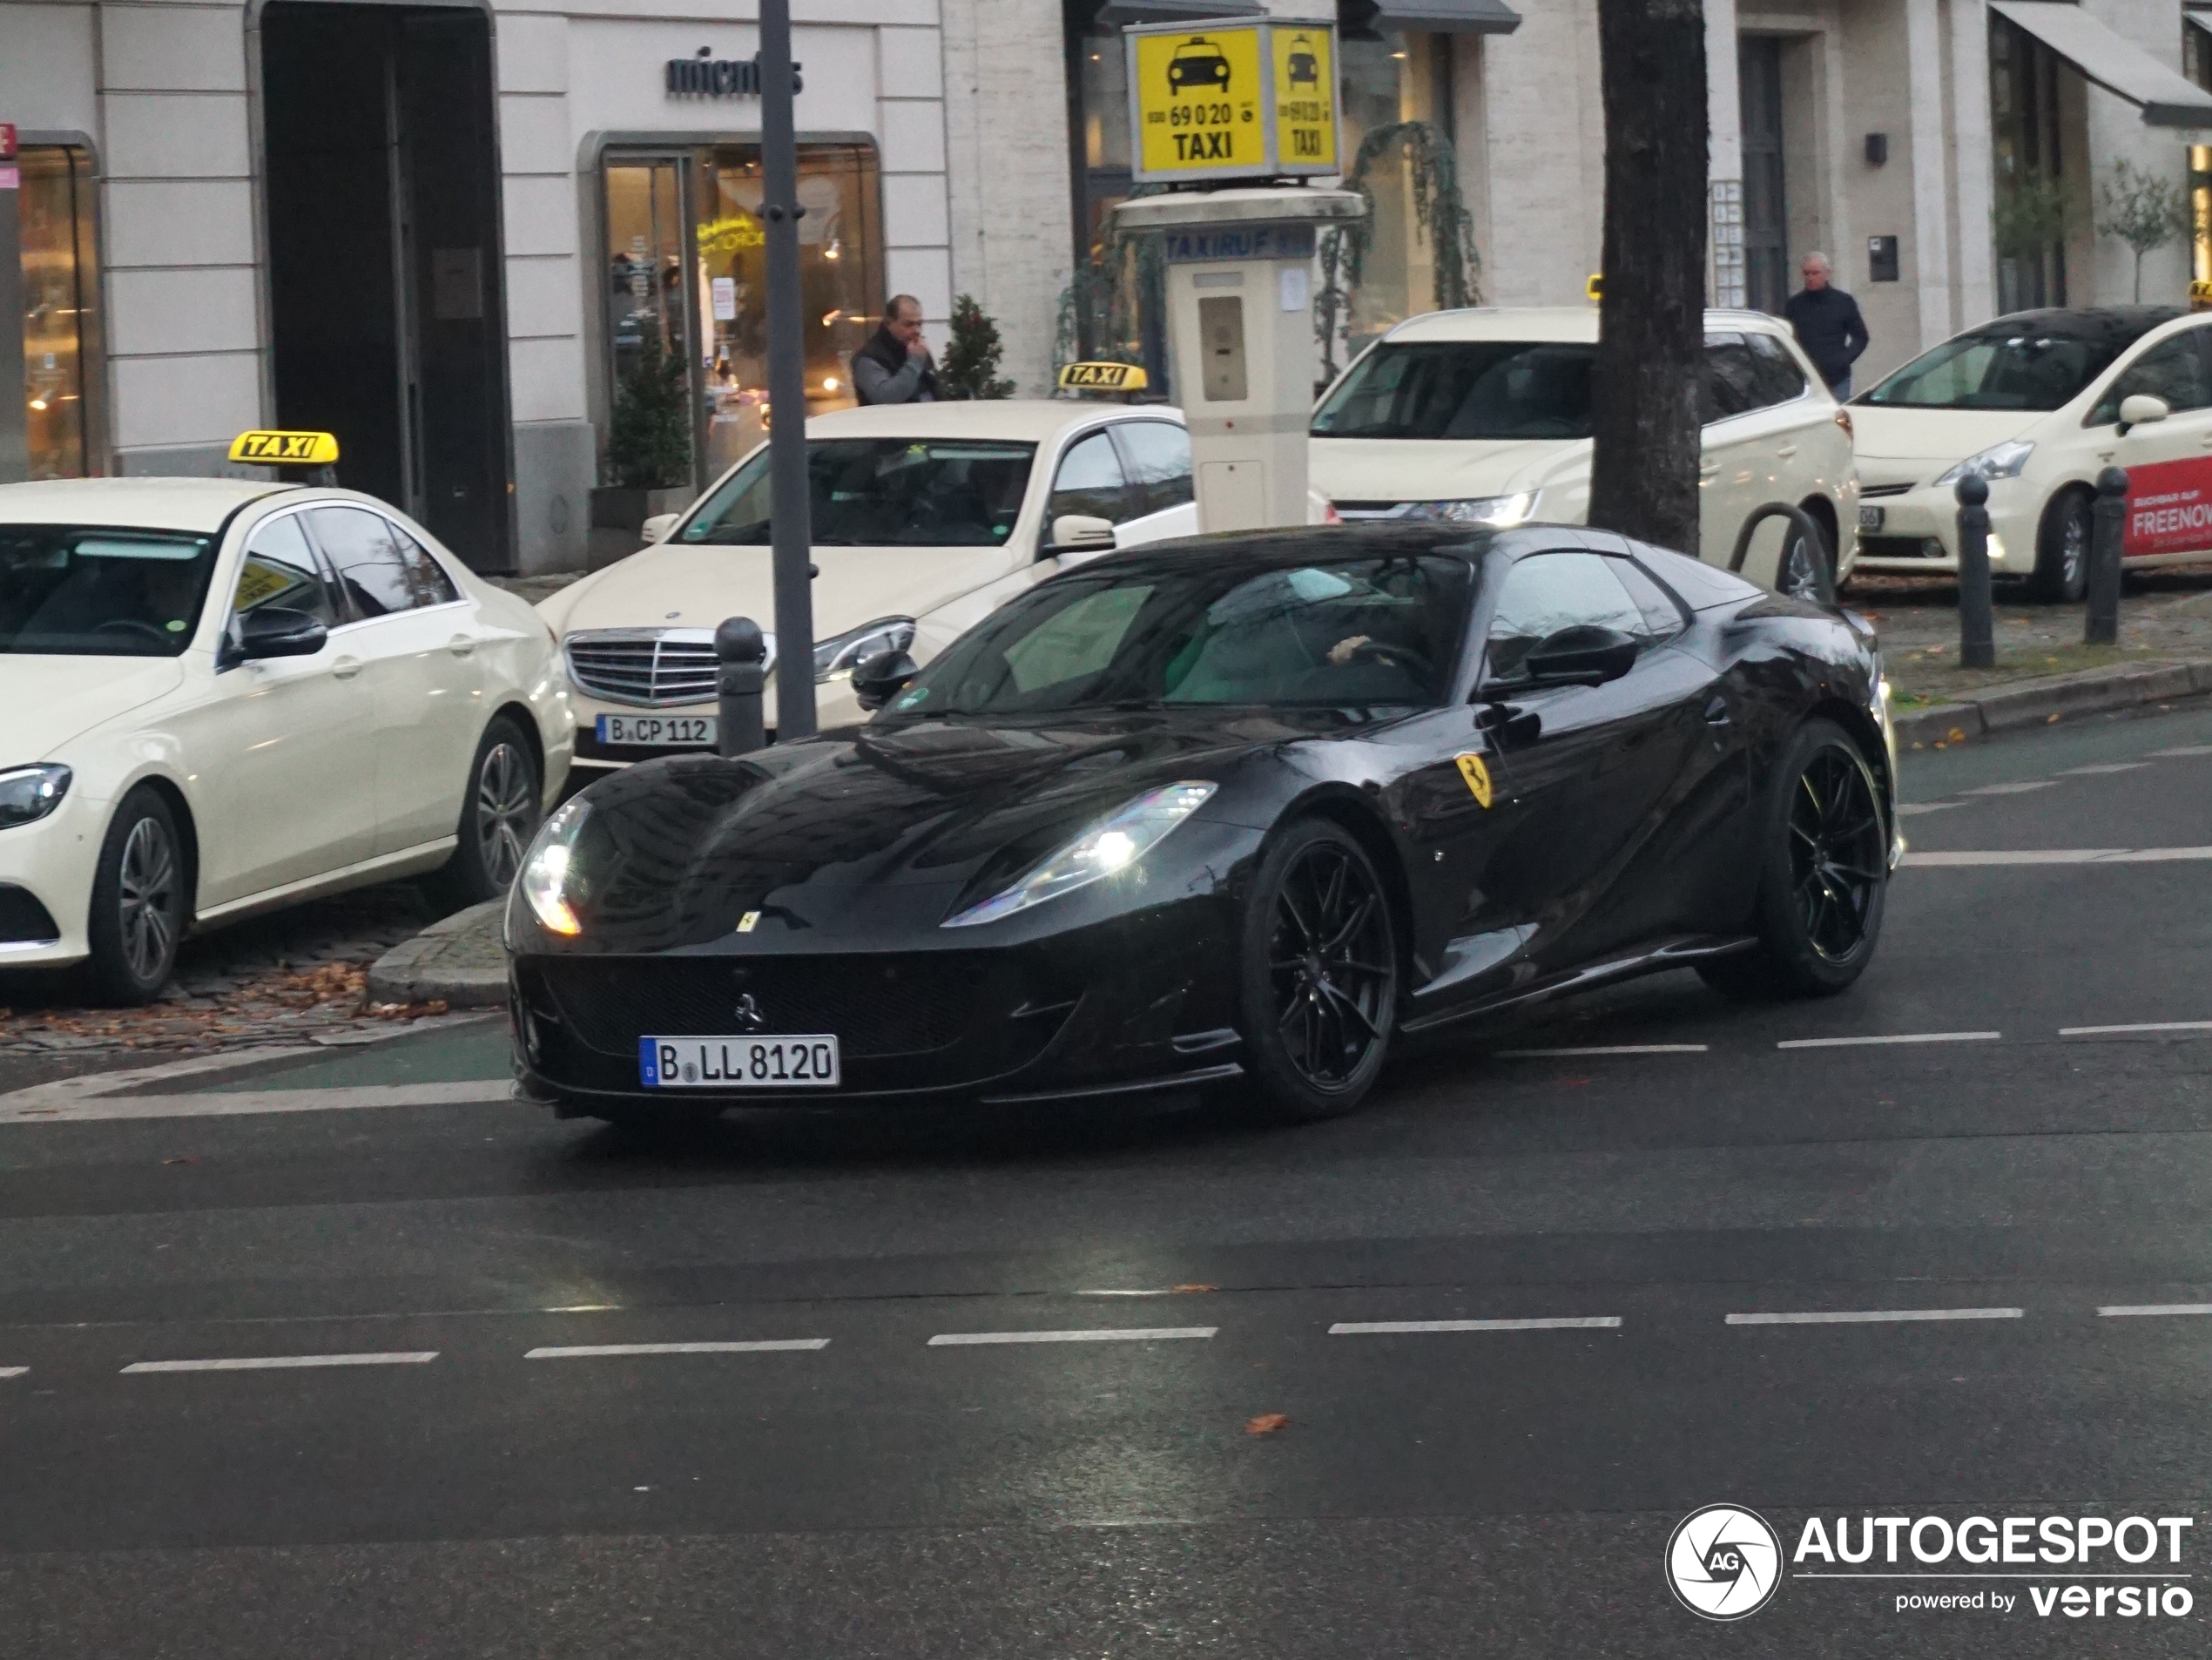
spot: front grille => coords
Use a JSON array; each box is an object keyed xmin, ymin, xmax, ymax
[
  {"xmin": 1858, "ymin": 535, "xmax": 1945, "ymax": 560},
  {"xmin": 1858, "ymin": 482, "xmax": 1916, "ymax": 498},
  {"xmin": 0, "ymin": 885, "xmax": 58, "ymax": 945},
  {"xmin": 534, "ymin": 954, "xmax": 1029, "ymax": 1059},
  {"xmin": 564, "ymin": 629, "xmax": 722, "ymax": 708}
]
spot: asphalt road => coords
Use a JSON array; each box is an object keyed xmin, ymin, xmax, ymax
[{"xmin": 5, "ymin": 702, "xmax": 2212, "ymax": 1656}]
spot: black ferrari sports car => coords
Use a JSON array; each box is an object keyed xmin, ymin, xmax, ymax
[{"xmin": 507, "ymin": 523, "xmax": 1898, "ymax": 1124}]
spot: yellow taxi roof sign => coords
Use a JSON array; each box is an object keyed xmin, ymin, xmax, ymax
[
  {"xmin": 1057, "ymin": 361, "xmax": 1149, "ymax": 394},
  {"xmin": 2192, "ymin": 278, "xmax": 2212, "ymax": 312},
  {"xmin": 228, "ymin": 430, "xmax": 340, "ymax": 466},
  {"xmin": 1586, "ymin": 273, "xmax": 1603, "ymax": 303}
]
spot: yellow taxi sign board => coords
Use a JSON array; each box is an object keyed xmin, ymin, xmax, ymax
[
  {"xmin": 1272, "ymin": 27, "xmax": 1336, "ymax": 170},
  {"xmin": 228, "ymin": 429, "xmax": 340, "ymax": 466},
  {"xmin": 1126, "ymin": 17, "xmax": 1339, "ymax": 186},
  {"xmin": 1058, "ymin": 361, "xmax": 1149, "ymax": 394},
  {"xmin": 2192, "ymin": 278, "xmax": 2212, "ymax": 312},
  {"xmin": 1586, "ymin": 273, "xmax": 1603, "ymax": 303}
]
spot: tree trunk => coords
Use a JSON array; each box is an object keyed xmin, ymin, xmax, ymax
[{"xmin": 1588, "ymin": 0, "xmax": 1710, "ymax": 554}]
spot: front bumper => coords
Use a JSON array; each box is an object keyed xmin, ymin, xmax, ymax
[
  {"xmin": 0, "ymin": 777, "xmax": 105, "ymax": 967},
  {"xmin": 1852, "ymin": 476, "xmax": 2040, "ymax": 577}
]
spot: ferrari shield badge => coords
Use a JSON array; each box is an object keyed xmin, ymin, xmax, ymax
[{"xmin": 1454, "ymin": 753, "xmax": 1494, "ymax": 808}]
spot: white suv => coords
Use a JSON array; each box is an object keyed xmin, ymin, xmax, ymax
[{"xmin": 1310, "ymin": 307, "xmax": 1860, "ymax": 595}]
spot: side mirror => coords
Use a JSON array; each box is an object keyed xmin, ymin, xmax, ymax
[
  {"xmin": 640, "ymin": 512, "xmax": 680, "ymax": 544},
  {"xmin": 2117, "ymin": 394, "xmax": 2170, "ymax": 435},
  {"xmin": 1045, "ymin": 514, "xmax": 1117, "ymax": 557},
  {"xmin": 221, "ymin": 605, "xmax": 327, "ymax": 670},
  {"xmin": 1520, "ymin": 624, "xmax": 1640, "ymax": 688},
  {"xmin": 853, "ymin": 649, "xmax": 921, "ymax": 712}
]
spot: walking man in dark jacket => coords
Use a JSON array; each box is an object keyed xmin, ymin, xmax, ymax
[
  {"xmin": 1783, "ymin": 253, "xmax": 1870, "ymax": 398},
  {"xmin": 851, "ymin": 294, "xmax": 941, "ymax": 405}
]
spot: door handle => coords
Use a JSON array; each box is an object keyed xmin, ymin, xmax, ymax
[
  {"xmin": 447, "ymin": 634, "xmax": 476, "ymax": 658},
  {"xmin": 1703, "ymin": 694, "xmax": 1731, "ymax": 725},
  {"xmin": 1776, "ymin": 443, "xmax": 1798, "ymax": 458},
  {"xmin": 332, "ymin": 656, "xmax": 363, "ymax": 680},
  {"xmin": 1699, "ymin": 460, "xmax": 1722, "ymax": 476}
]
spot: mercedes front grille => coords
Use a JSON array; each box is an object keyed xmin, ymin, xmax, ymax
[{"xmin": 563, "ymin": 629, "xmax": 725, "ymax": 708}]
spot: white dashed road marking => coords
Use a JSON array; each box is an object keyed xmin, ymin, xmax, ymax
[
  {"xmin": 1960, "ymin": 781, "xmax": 2058, "ymax": 795},
  {"xmin": 927, "ymin": 1327, "xmax": 1217, "ymax": 1346},
  {"xmin": 1727, "ymin": 1309, "xmax": 2022, "ymax": 1326},
  {"xmin": 1776, "ymin": 1031, "xmax": 2000, "ymax": 1049},
  {"xmin": 121, "ymin": 1352, "xmax": 440, "ymax": 1373},
  {"xmin": 524, "ymin": 1340, "xmax": 829, "ymax": 1359},
  {"xmin": 1330, "ymin": 1318, "xmax": 1622, "ymax": 1334},
  {"xmin": 0, "ymin": 1366, "xmax": 24, "ymax": 1379},
  {"xmin": 1896, "ymin": 801, "xmax": 1966, "ymax": 817},
  {"xmin": 2060, "ymin": 763, "xmax": 2151, "ymax": 775},
  {"xmin": 2097, "ymin": 1305, "xmax": 2212, "ymax": 1318},
  {"xmin": 1905, "ymin": 847, "xmax": 2212, "ymax": 867},
  {"xmin": 0, "ymin": 1082, "xmax": 512, "ymax": 1126},
  {"xmin": 2060, "ymin": 1021, "xmax": 2212, "ymax": 1036},
  {"xmin": 2146, "ymin": 745, "xmax": 2212, "ymax": 758},
  {"xmin": 1494, "ymin": 1044, "xmax": 1709, "ymax": 1058}
]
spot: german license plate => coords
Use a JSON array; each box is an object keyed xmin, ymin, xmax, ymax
[
  {"xmin": 597, "ymin": 713, "xmax": 716, "ymax": 748},
  {"xmin": 639, "ymin": 1035, "xmax": 840, "ymax": 1089},
  {"xmin": 1858, "ymin": 504, "xmax": 1885, "ymax": 531}
]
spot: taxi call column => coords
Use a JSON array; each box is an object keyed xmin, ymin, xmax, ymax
[{"xmin": 1114, "ymin": 190, "xmax": 1363, "ymax": 533}]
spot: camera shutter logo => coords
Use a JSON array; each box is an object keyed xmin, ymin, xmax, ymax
[{"xmin": 1666, "ymin": 1505, "xmax": 1782, "ymax": 1620}]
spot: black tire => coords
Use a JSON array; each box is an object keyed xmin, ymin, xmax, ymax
[
  {"xmin": 1698, "ymin": 719, "xmax": 1888, "ymax": 1002},
  {"xmin": 429, "ymin": 715, "xmax": 542, "ymax": 908},
  {"xmin": 2028, "ymin": 488, "xmax": 2092, "ymax": 604},
  {"xmin": 85, "ymin": 786, "xmax": 188, "ymax": 1004},
  {"xmin": 1777, "ymin": 512, "xmax": 1836, "ymax": 604},
  {"xmin": 1237, "ymin": 819, "xmax": 1399, "ymax": 1123}
]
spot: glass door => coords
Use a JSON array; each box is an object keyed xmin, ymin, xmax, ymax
[
  {"xmin": 19, "ymin": 146, "xmax": 103, "ymax": 479},
  {"xmin": 602, "ymin": 158, "xmax": 700, "ymax": 490}
]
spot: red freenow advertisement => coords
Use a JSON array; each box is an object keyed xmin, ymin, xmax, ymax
[{"xmin": 2123, "ymin": 456, "xmax": 2212, "ymax": 557}]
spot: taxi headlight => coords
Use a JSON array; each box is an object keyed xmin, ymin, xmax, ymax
[
  {"xmin": 1402, "ymin": 491, "xmax": 1539, "ymax": 528},
  {"xmin": 0, "ymin": 765, "xmax": 71, "ymax": 830},
  {"xmin": 519, "ymin": 798, "xmax": 590, "ymax": 935},
  {"xmin": 1934, "ymin": 441, "xmax": 2034, "ymax": 487},
  {"xmin": 814, "ymin": 617, "xmax": 917, "ymax": 685},
  {"xmin": 942, "ymin": 782, "xmax": 1217, "ymax": 928}
]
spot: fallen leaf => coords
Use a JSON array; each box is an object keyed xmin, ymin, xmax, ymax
[
  {"xmin": 2047, "ymin": 712, "xmax": 2060, "ymax": 723},
  {"xmin": 162, "ymin": 1156, "xmax": 199, "ymax": 1166},
  {"xmin": 1244, "ymin": 1413, "xmax": 1290, "ymax": 1436},
  {"xmin": 1171, "ymin": 1284, "xmax": 1217, "ymax": 1294},
  {"xmin": 1946, "ymin": 727, "xmax": 1967, "ymax": 744}
]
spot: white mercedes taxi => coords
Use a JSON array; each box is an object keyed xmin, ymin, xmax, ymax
[
  {"xmin": 0, "ymin": 449, "xmax": 571, "ymax": 1001},
  {"xmin": 1850, "ymin": 306, "xmax": 2209, "ymax": 600},
  {"xmin": 542, "ymin": 398, "xmax": 1325, "ymax": 778},
  {"xmin": 1310, "ymin": 307, "xmax": 1860, "ymax": 595}
]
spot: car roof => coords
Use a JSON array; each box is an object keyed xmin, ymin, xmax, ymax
[
  {"xmin": 1091, "ymin": 522, "xmax": 1499, "ymax": 575},
  {"xmin": 0, "ymin": 476, "xmax": 300, "ymax": 533},
  {"xmin": 1959, "ymin": 306, "xmax": 2184, "ymax": 341},
  {"xmin": 805, "ymin": 400, "xmax": 1177, "ymax": 445},
  {"xmin": 1381, "ymin": 307, "xmax": 1795, "ymax": 346}
]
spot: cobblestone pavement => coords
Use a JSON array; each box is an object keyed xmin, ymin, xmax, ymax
[{"xmin": 0, "ymin": 882, "xmax": 467, "ymax": 1066}]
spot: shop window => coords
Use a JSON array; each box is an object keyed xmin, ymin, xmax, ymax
[
  {"xmin": 1990, "ymin": 14, "xmax": 2067, "ymax": 312},
  {"xmin": 2188, "ymin": 24, "xmax": 2212, "ymax": 286},
  {"xmin": 19, "ymin": 145, "xmax": 104, "ymax": 479},
  {"xmin": 1340, "ymin": 32, "xmax": 1453, "ymax": 343}
]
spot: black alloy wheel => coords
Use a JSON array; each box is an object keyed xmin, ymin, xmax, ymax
[
  {"xmin": 1239, "ymin": 819, "xmax": 1399, "ymax": 1122},
  {"xmin": 2030, "ymin": 489, "xmax": 2092, "ymax": 604},
  {"xmin": 1700, "ymin": 718, "xmax": 1888, "ymax": 1001},
  {"xmin": 432, "ymin": 715, "xmax": 543, "ymax": 908},
  {"xmin": 1777, "ymin": 520, "xmax": 1833, "ymax": 603},
  {"xmin": 86, "ymin": 786, "xmax": 188, "ymax": 1004}
]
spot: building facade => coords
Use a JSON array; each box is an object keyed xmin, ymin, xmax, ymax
[{"xmin": 6, "ymin": 0, "xmax": 2212, "ymax": 571}]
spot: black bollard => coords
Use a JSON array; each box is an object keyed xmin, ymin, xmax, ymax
[
  {"xmin": 716, "ymin": 616, "xmax": 768, "ymax": 758},
  {"xmin": 2085, "ymin": 466, "xmax": 2128, "ymax": 646},
  {"xmin": 1955, "ymin": 474, "xmax": 1995, "ymax": 671}
]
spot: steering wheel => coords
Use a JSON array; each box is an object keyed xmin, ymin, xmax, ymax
[
  {"xmin": 1346, "ymin": 639, "xmax": 1434, "ymax": 681},
  {"xmin": 93, "ymin": 618, "xmax": 174, "ymax": 645}
]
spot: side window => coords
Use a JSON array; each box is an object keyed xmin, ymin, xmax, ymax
[
  {"xmin": 308, "ymin": 506, "xmax": 457, "ymax": 617},
  {"xmin": 1746, "ymin": 334, "xmax": 1809, "ymax": 406},
  {"xmin": 1612, "ymin": 557, "xmax": 1690, "ymax": 642},
  {"xmin": 1001, "ymin": 584, "xmax": 1155, "ymax": 693},
  {"xmin": 231, "ymin": 513, "xmax": 338, "ymax": 629},
  {"xmin": 1114, "ymin": 422, "xmax": 1195, "ymax": 516},
  {"xmin": 2089, "ymin": 330, "xmax": 2212, "ymax": 425},
  {"xmin": 1483, "ymin": 551, "xmax": 1653, "ymax": 680},
  {"xmin": 1045, "ymin": 432, "xmax": 1136, "ymax": 528},
  {"xmin": 1703, "ymin": 337, "xmax": 1763, "ymax": 422}
]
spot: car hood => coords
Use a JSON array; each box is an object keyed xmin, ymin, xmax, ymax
[
  {"xmin": 547, "ymin": 543, "xmax": 1022, "ymax": 642},
  {"xmin": 1309, "ymin": 436, "xmax": 1586, "ymax": 504},
  {"xmin": 0, "ymin": 656, "xmax": 186, "ymax": 759},
  {"xmin": 1850, "ymin": 405, "xmax": 2046, "ymax": 462},
  {"xmin": 536, "ymin": 712, "xmax": 1333, "ymax": 953}
]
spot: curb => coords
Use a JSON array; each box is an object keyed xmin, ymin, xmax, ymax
[
  {"xmin": 1894, "ymin": 658, "xmax": 2212, "ymax": 749},
  {"xmin": 364, "ymin": 900, "xmax": 507, "ymax": 1009}
]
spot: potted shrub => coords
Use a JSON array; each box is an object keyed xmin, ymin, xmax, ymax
[{"xmin": 593, "ymin": 327, "xmax": 696, "ymax": 530}]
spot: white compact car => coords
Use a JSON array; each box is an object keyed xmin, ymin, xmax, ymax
[
  {"xmin": 1310, "ymin": 307, "xmax": 1860, "ymax": 596},
  {"xmin": 542, "ymin": 400, "xmax": 1327, "ymax": 778},
  {"xmin": 0, "ymin": 475, "xmax": 572, "ymax": 1000},
  {"xmin": 1851, "ymin": 306, "xmax": 2212, "ymax": 600}
]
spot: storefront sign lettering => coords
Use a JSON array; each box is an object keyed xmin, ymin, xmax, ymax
[{"xmin": 665, "ymin": 51, "xmax": 803, "ymax": 98}]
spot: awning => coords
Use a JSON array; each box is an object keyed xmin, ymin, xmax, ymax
[
  {"xmin": 1991, "ymin": 1, "xmax": 2212, "ymax": 128},
  {"xmin": 1091, "ymin": 0, "xmax": 1264, "ymax": 24},
  {"xmin": 1340, "ymin": 0, "xmax": 1521, "ymax": 37}
]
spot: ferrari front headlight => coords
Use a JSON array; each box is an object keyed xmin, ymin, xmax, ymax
[
  {"xmin": 520, "ymin": 798, "xmax": 591, "ymax": 935},
  {"xmin": 941, "ymin": 781, "xmax": 1217, "ymax": 928}
]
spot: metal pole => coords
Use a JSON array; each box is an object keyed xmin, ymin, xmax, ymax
[
  {"xmin": 759, "ymin": 0, "xmax": 816, "ymax": 739},
  {"xmin": 716, "ymin": 616, "xmax": 767, "ymax": 757},
  {"xmin": 1954, "ymin": 475, "xmax": 1995, "ymax": 671},
  {"xmin": 2085, "ymin": 466, "xmax": 2128, "ymax": 646}
]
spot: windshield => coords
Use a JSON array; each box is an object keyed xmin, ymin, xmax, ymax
[
  {"xmin": 886, "ymin": 554, "xmax": 1474, "ymax": 719},
  {"xmin": 0, "ymin": 524, "xmax": 219, "ymax": 657},
  {"xmin": 678, "ymin": 438, "xmax": 1038, "ymax": 547},
  {"xmin": 1862, "ymin": 327, "xmax": 2140, "ymax": 411},
  {"xmin": 1312, "ymin": 341, "xmax": 1595, "ymax": 440}
]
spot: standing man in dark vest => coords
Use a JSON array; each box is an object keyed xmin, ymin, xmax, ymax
[{"xmin": 852, "ymin": 294, "xmax": 941, "ymax": 405}]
